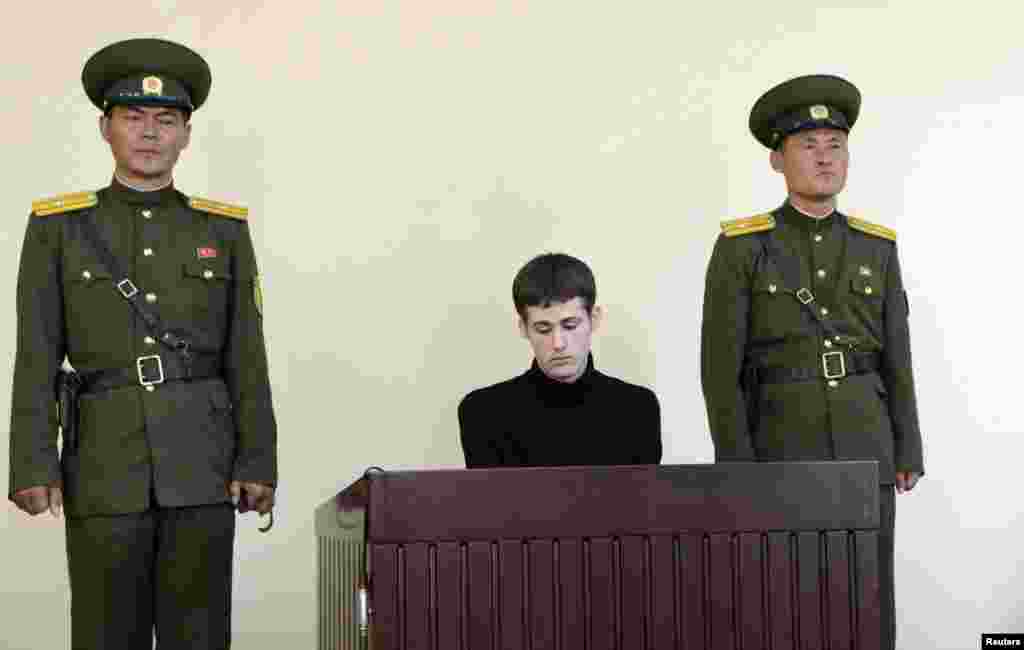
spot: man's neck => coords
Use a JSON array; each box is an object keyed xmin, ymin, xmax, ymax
[
  {"xmin": 788, "ymin": 193, "xmax": 836, "ymax": 219},
  {"xmin": 114, "ymin": 171, "xmax": 173, "ymax": 192}
]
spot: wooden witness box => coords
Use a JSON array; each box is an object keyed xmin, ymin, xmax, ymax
[{"xmin": 316, "ymin": 461, "xmax": 881, "ymax": 650}]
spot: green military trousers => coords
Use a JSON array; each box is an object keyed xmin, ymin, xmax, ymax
[
  {"xmin": 64, "ymin": 503, "xmax": 235, "ymax": 649},
  {"xmin": 879, "ymin": 486, "xmax": 895, "ymax": 650}
]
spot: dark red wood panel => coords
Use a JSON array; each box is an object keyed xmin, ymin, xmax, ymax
[
  {"xmin": 708, "ymin": 533, "xmax": 736, "ymax": 650},
  {"xmin": 499, "ymin": 540, "xmax": 525, "ymax": 650},
  {"xmin": 557, "ymin": 539, "xmax": 585, "ymax": 650},
  {"xmin": 403, "ymin": 544, "xmax": 432, "ymax": 650},
  {"xmin": 826, "ymin": 532, "xmax": 853, "ymax": 650},
  {"xmin": 588, "ymin": 538, "xmax": 616, "ymax": 650},
  {"xmin": 436, "ymin": 542, "xmax": 462, "ymax": 650},
  {"xmin": 797, "ymin": 533, "xmax": 821, "ymax": 650},
  {"xmin": 738, "ymin": 532, "xmax": 765, "ymax": 650},
  {"xmin": 466, "ymin": 542, "xmax": 494, "ymax": 650},
  {"xmin": 528, "ymin": 540, "xmax": 556, "ymax": 650},
  {"xmin": 648, "ymin": 535, "xmax": 676, "ymax": 650},
  {"xmin": 620, "ymin": 536, "xmax": 647, "ymax": 650},
  {"xmin": 371, "ymin": 544, "xmax": 399, "ymax": 650},
  {"xmin": 678, "ymin": 534, "xmax": 705, "ymax": 650},
  {"xmin": 368, "ymin": 463, "xmax": 880, "ymax": 542},
  {"xmin": 767, "ymin": 533, "xmax": 795, "ymax": 650}
]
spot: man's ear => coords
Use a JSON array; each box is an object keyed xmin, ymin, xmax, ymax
[
  {"xmin": 517, "ymin": 314, "xmax": 529, "ymax": 339},
  {"xmin": 769, "ymin": 148, "xmax": 785, "ymax": 173},
  {"xmin": 181, "ymin": 121, "xmax": 192, "ymax": 150},
  {"xmin": 99, "ymin": 114, "xmax": 111, "ymax": 144},
  {"xmin": 590, "ymin": 305, "xmax": 604, "ymax": 333}
]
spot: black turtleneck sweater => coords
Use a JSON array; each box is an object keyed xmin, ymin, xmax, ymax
[{"xmin": 458, "ymin": 355, "xmax": 661, "ymax": 468}]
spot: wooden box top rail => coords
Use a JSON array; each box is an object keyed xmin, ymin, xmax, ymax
[{"xmin": 330, "ymin": 461, "xmax": 879, "ymax": 543}]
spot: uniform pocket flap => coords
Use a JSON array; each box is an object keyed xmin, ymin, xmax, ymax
[
  {"xmin": 184, "ymin": 260, "xmax": 232, "ymax": 281},
  {"xmin": 851, "ymin": 276, "xmax": 883, "ymax": 297},
  {"xmin": 69, "ymin": 267, "xmax": 113, "ymax": 283}
]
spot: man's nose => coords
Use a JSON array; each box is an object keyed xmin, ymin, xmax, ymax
[
  {"xmin": 142, "ymin": 119, "xmax": 158, "ymax": 139},
  {"xmin": 551, "ymin": 329, "xmax": 566, "ymax": 350}
]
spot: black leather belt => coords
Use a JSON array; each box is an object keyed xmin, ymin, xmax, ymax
[
  {"xmin": 755, "ymin": 351, "xmax": 880, "ymax": 384},
  {"xmin": 81, "ymin": 355, "xmax": 222, "ymax": 394}
]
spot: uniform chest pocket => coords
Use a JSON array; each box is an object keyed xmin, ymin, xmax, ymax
[
  {"xmin": 749, "ymin": 273, "xmax": 800, "ymax": 341},
  {"xmin": 184, "ymin": 260, "xmax": 232, "ymax": 283},
  {"xmin": 850, "ymin": 276, "xmax": 883, "ymax": 300}
]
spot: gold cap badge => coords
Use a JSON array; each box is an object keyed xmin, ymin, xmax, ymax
[
  {"xmin": 809, "ymin": 105, "xmax": 830, "ymax": 120},
  {"xmin": 142, "ymin": 76, "xmax": 164, "ymax": 95}
]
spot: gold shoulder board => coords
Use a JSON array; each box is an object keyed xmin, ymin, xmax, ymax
[
  {"xmin": 31, "ymin": 192, "xmax": 97, "ymax": 217},
  {"xmin": 189, "ymin": 197, "xmax": 248, "ymax": 221},
  {"xmin": 848, "ymin": 216, "xmax": 896, "ymax": 241},
  {"xmin": 720, "ymin": 213, "xmax": 775, "ymax": 237}
]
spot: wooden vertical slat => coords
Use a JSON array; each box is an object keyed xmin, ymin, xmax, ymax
[
  {"xmin": 467, "ymin": 542, "xmax": 495, "ymax": 650},
  {"xmin": 528, "ymin": 540, "xmax": 556, "ymax": 650},
  {"xmin": 767, "ymin": 533, "xmax": 795, "ymax": 650},
  {"xmin": 854, "ymin": 532, "xmax": 881, "ymax": 650},
  {"xmin": 436, "ymin": 542, "xmax": 462, "ymax": 650},
  {"xmin": 371, "ymin": 544, "xmax": 400, "ymax": 650},
  {"xmin": 678, "ymin": 535, "xmax": 704, "ymax": 650},
  {"xmin": 737, "ymin": 532, "xmax": 765, "ymax": 650},
  {"xmin": 588, "ymin": 537, "xmax": 616, "ymax": 650},
  {"xmin": 558, "ymin": 539, "xmax": 585, "ymax": 649},
  {"xmin": 826, "ymin": 532, "xmax": 853, "ymax": 650},
  {"xmin": 404, "ymin": 544, "xmax": 432, "ymax": 650},
  {"xmin": 796, "ymin": 532, "xmax": 822, "ymax": 650},
  {"xmin": 620, "ymin": 536, "xmax": 647, "ymax": 650},
  {"xmin": 499, "ymin": 540, "xmax": 525, "ymax": 650},
  {"xmin": 648, "ymin": 535, "xmax": 676, "ymax": 650},
  {"xmin": 708, "ymin": 533, "xmax": 736, "ymax": 650}
]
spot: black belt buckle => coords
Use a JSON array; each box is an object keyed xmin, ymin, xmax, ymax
[
  {"xmin": 823, "ymin": 351, "xmax": 846, "ymax": 380},
  {"xmin": 136, "ymin": 355, "xmax": 165, "ymax": 386},
  {"xmin": 796, "ymin": 288, "xmax": 815, "ymax": 305}
]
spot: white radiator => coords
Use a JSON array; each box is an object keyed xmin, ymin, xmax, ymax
[{"xmin": 315, "ymin": 491, "xmax": 369, "ymax": 650}]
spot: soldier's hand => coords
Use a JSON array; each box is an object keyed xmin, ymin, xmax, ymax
[
  {"xmin": 895, "ymin": 471, "xmax": 921, "ymax": 494},
  {"xmin": 12, "ymin": 484, "xmax": 63, "ymax": 517},
  {"xmin": 228, "ymin": 480, "xmax": 275, "ymax": 515}
]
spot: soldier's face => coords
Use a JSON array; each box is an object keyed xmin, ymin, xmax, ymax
[
  {"xmin": 519, "ymin": 297, "xmax": 602, "ymax": 384},
  {"xmin": 101, "ymin": 105, "xmax": 191, "ymax": 184},
  {"xmin": 772, "ymin": 128, "xmax": 849, "ymax": 201}
]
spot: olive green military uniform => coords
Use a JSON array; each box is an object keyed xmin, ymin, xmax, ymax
[
  {"xmin": 701, "ymin": 75, "xmax": 925, "ymax": 650},
  {"xmin": 7, "ymin": 39, "xmax": 277, "ymax": 649}
]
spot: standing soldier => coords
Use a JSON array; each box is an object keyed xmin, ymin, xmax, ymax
[
  {"xmin": 8, "ymin": 39, "xmax": 277, "ymax": 648},
  {"xmin": 700, "ymin": 74, "xmax": 925, "ymax": 649}
]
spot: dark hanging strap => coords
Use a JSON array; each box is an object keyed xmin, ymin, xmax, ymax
[
  {"xmin": 757, "ymin": 226, "xmax": 844, "ymax": 341},
  {"xmin": 78, "ymin": 208, "xmax": 197, "ymax": 368}
]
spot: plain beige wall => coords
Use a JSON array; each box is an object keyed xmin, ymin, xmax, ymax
[{"xmin": 2, "ymin": 1, "xmax": 1022, "ymax": 648}]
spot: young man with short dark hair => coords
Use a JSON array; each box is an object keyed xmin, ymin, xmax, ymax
[{"xmin": 459, "ymin": 253, "xmax": 661, "ymax": 468}]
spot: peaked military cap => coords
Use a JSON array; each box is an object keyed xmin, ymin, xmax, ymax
[
  {"xmin": 82, "ymin": 38, "xmax": 212, "ymax": 113},
  {"xmin": 749, "ymin": 74, "xmax": 861, "ymax": 149}
]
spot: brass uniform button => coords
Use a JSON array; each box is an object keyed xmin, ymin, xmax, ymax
[
  {"xmin": 145, "ymin": 385, "xmax": 156, "ymax": 392},
  {"xmin": 143, "ymin": 248, "xmax": 154, "ymax": 257},
  {"xmin": 145, "ymin": 293, "xmax": 157, "ymax": 304},
  {"xmin": 865, "ymin": 286, "xmax": 873, "ymax": 295},
  {"xmin": 814, "ymin": 234, "xmax": 823, "ymax": 243},
  {"xmin": 81, "ymin": 270, "xmax": 92, "ymax": 280},
  {"xmin": 144, "ymin": 336, "xmax": 156, "ymax": 346},
  {"xmin": 824, "ymin": 339, "xmax": 833, "ymax": 349},
  {"xmin": 817, "ymin": 269, "xmax": 826, "ymax": 279},
  {"xmin": 827, "ymin": 380, "xmax": 839, "ymax": 388},
  {"xmin": 141, "ymin": 209, "xmax": 153, "ymax": 219},
  {"xmin": 820, "ymin": 307, "xmax": 829, "ymax": 317},
  {"xmin": 202, "ymin": 269, "xmax": 214, "ymax": 280}
]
